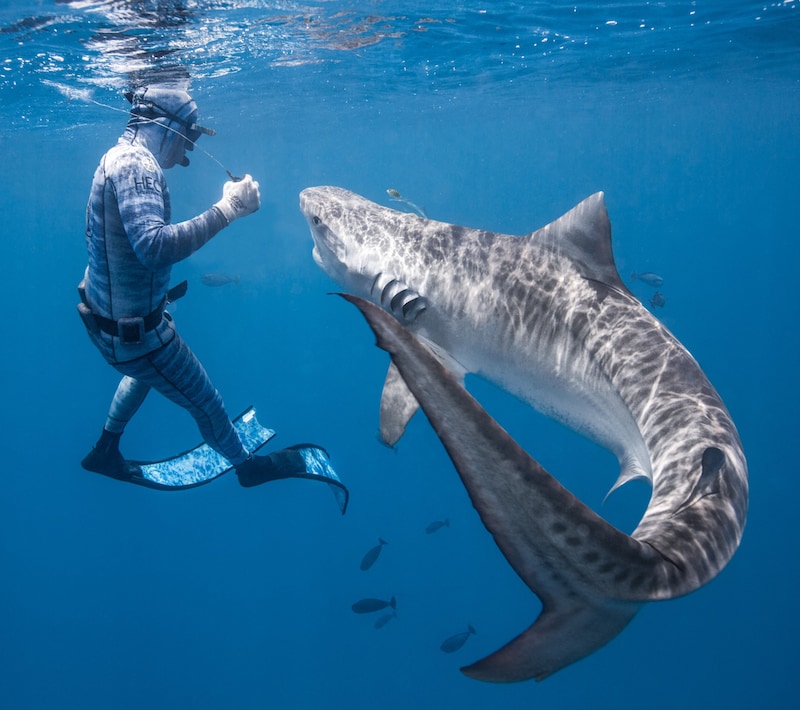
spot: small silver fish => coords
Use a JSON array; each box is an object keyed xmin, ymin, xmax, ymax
[
  {"xmin": 425, "ymin": 519, "xmax": 449, "ymax": 534},
  {"xmin": 386, "ymin": 188, "xmax": 427, "ymax": 218},
  {"xmin": 631, "ymin": 271, "xmax": 664, "ymax": 288},
  {"xmin": 200, "ymin": 273, "xmax": 240, "ymax": 287},
  {"xmin": 440, "ymin": 624, "xmax": 477, "ymax": 653},
  {"xmin": 360, "ymin": 537, "xmax": 388, "ymax": 571},
  {"xmin": 649, "ymin": 291, "xmax": 667, "ymax": 308},
  {"xmin": 352, "ymin": 596, "xmax": 397, "ymax": 614},
  {"xmin": 374, "ymin": 611, "xmax": 397, "ymax": 630}
]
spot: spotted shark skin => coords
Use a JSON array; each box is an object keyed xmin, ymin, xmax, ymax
[{"xmin": 299, "ymin": 186, "xmax": 748, "ymax": 681}]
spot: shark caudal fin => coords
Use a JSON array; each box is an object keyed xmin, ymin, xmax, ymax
[
  {"xmin": 461, "ymin": 598, "xmax": 640, "ymax": 682},
  {"xmin": 342, "ymin": 293, "xmax": 672, "ymax": 682}
]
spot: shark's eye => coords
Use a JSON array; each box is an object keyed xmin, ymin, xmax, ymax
[{"xmin": 313, "ymin": 216, "xmax": 321, "ymax": 225}]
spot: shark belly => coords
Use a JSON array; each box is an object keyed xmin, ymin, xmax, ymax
[{"xmin": 417, "ymin": 270, "xmax": 654, "ymax": 493}]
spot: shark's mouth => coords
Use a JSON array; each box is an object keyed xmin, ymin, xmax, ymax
[
  {"xmin": 311, "ymin": 244, "xmax": 323, "ymax": 267},
  {"xmin": 304, "ymin": 211, "xmax": 347, "ymax": 276}
]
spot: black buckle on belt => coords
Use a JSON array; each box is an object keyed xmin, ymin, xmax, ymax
[
  {"xmin": 78, "ymin": 279, "xmax": 183, "ymax": 345},
  {"xmin": 117, "ymin": 316, "xmax": 146, "ymax": 344},
  {"xmin": 89, "ymin": 298, "xmax": 166, "ymax": 343}
]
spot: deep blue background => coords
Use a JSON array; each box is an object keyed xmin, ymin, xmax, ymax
[{"xmin": 0, "ymin": 2, "xmax": 798, "ymax": 708}]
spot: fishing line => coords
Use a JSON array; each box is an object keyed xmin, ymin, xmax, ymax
[{"xmin": 49, "ymin": 81, "xmax": 242, "ymax": 180}]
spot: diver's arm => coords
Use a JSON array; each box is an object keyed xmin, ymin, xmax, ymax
[
  {"xmin": 128, "ymin": 207, "xmax": 227, "ymax": 270},
  {"xmin": 111, "ymin": 149, "xmax": 227, "ymax": 270}
]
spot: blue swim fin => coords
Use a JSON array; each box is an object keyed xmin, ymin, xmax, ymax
[
  {"xmin": 236, "ymin": 444, "xmax": 349, "ymax": 515},
  {"xmin": 84, "ymin": 406, "xmax": 349, "ymax": 514},
  {"xmin": 126, "ymin": 406, "xmax": 274, "ymax": 490}
]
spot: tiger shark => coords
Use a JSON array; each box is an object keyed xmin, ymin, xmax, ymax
[{"xmin": 299, "ymin": 186, "xmax": 748, "ymax": 682}]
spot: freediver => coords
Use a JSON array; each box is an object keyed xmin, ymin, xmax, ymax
[{"xmin": 77, "ymin": 85, "xmax": 289, "ymax": 488}]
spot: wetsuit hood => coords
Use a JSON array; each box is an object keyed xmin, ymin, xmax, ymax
[{"xmin": 124, "ymin": 86, "xmax": 208, "ymax": 169}]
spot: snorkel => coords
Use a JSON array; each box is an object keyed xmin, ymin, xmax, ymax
[
  {"xmin": 124, "ymin": 87, "xmax": 242, "ymax": 180},
  {"xmin": 50, "ymin": 81, "xmax": 243, "ymax": 181}
]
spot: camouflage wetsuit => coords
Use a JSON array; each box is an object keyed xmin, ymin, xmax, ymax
[{"xmin": 81, "ymin": 110, "xmax": 249, "ymax": 466}]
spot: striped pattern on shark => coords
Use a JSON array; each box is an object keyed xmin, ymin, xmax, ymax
[{"xmin": 299, "ymin": 186, "xmax": 748, "ymax": 681}]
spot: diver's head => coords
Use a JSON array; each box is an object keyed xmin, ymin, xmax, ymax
[{"xmin": 124, "ymin": 86, "xmax": 214, "ymax": 169}]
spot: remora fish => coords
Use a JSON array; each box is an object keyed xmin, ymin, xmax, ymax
[{"xmin": 299, "ymin": 186, "xmax": 748, "ymax": 682}]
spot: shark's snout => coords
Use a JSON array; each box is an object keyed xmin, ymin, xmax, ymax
[
  {"xmin": 298, "ymin": 187, "xmax": 318, "ymax": 219},
  {"xmin": 300, "ymin": 186, "xmax": 360, "ymax": 287},
  {"xmin": 299, "ymin": 188, "xmax": 323, "ymax": 238}
]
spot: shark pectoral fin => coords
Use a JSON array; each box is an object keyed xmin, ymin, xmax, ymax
[
  {"xmin": 461, "ymin": 598, "xmax": 641, "ymax": 683},
  {"xmin": 604, "ymin": 453, "xmax": 652, "ymax": 502},
  {"xmin": 379, "ymin": 337, "xmax": 465, "ymax": 448},
  {"xmin": 379, "ymin": 362, "xmax": 419, "ymax": 447}
]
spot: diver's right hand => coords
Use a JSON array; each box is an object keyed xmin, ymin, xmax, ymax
[{"xmin": 214, "ymin": 174, "xmax": 261, "ymax": 224}]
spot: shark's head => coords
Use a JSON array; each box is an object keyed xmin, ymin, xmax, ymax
[
  {"xmin": 300, "ymin": 186, "xmax": 353, "ymax": 281},
  {"xmin": 300, "ymin": 186, "xmax": 398, "ymax": 289},
  {"xmin": 299, "ymin": 186, "xmax": 430, "ymax": 322}
]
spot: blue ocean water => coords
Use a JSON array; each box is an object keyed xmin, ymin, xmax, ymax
[{"xmin": 0, "ymin": 1, "xmax": 798, "ymax": 708}]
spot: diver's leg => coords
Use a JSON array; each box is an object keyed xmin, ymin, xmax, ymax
[
  {"xmin": 136, "ymin": 336, "xmax": 286, "ymax": 486},
  {"xmin": 124, "ymin": 333, "xmax": 250, "ymax": 466},
  {"xmin": 81, "ymin": 376, "xmax": 150, "ymax": 479},
  {"xmin": 104, "ymin": 375, "xmax": 150, "ymax": 433}
]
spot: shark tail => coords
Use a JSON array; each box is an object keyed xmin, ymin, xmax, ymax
[
  {"xmin": 341, "ymin": 293, "xmax": 672, "ymax": 681},
  {"xmin": 462, "ymin": 599, "xmax": 640, "ymax": 682}
]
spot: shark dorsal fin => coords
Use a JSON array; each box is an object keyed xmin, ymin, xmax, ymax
[{"xmin": 531, "ymin": 192, "xmax": 628, "ymax": 293}]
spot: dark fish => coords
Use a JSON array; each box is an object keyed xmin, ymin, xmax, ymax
[
  {"xmin": 649, "ymin": 291, "xmax": 666, "ymax": 308},
  {"xmin": 352, "ymin": 596, "xmax": 397, "ymax": 614},
  {"xmin": 360, "ymin": 537, "xmax": 388, "ymax": 571},
  {"xmin": 631, "ymin": 271, "xmax": 664, "ymax": 288},
  {"xmin": 200, "ymin": 272, "xmax": 240, "ymax": 287},
  {"xmin": 425, "ymin": 519, "xmax": 449, "ymax": 534},
  {"xmin": 374, "ymin": 611, "xmax": 397, "ymax": 630},
  {"xmin": 440, "ymin": 625, "xmax": 477, "ymax": 653}
]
